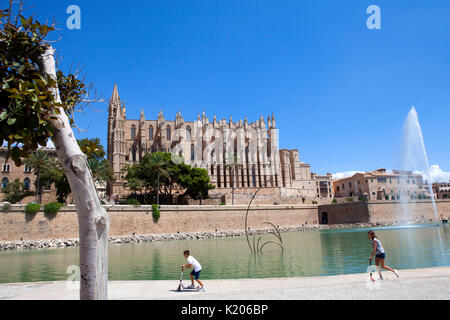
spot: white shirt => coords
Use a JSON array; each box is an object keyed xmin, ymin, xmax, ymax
[
  {"xmin": 187, "ymin": 255, "xmax": 202, "ymax": 272},
  {"xmin": 373, "ymin": 238, "xmax": 385, "ymax": 254}
]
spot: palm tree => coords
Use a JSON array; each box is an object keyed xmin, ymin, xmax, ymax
[
  {"xmin": 147, "ymin": 153, "xmax": 170, "ymax": 205},
  {"xmin": 25, "ymin": 150, "xmax": 51, "ymax": 203}
]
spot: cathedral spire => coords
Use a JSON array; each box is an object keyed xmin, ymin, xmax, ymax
[
  {"xmin": 140, "ymin": 107, "xmax": 145, "ymax": 122},
  {"xmin": 271, "ymin": 113, "xmax": 276, "ymax": 128},
  {"xmin": 111, "ymin": 83, "xmax": 120, "ymax": 103}
]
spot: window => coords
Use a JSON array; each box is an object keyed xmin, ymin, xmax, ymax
[
  {"xmin": 412, "ymin": 180, "xmax": 416, "ymax": 184},
  {"xmin": 1, "ymin": 177, "xmax": 9, "ymax": 188},
  {"xmin": 337, "ymin": 186, "xmax": 340, "ymax": 191},
  {"xmin": 131, "ymin": 125, "xmax": 136, "ymax": 140},
  {"xmin": 2, "ymin": 164, "xmax": 10, "ymax": 172},
  {"xmin": 186, "ymin": 126, "xmax": 191, "ymax": 141},
  {"xmin": 148, "ymin": 126, "xmax": 153, "ymax": 140},
  {"xmin": 166, "ymin": 126, "xmax": 171, "ymax": 140},
  {"xmin": 24, "ymin": 165, "xmax": 32, "ymax": 173},
  {"xmin": 24, "ymin": 178, "xmax": 31, "ymax": 190},
  {"xmin": 190, "ymin": 145, "xmax": 195, "ymax": 161}
]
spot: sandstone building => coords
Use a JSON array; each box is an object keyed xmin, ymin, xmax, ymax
[
  {"xmin": 333, "ymin": 168, "xmax": 427, "ymax": 201},
  {"xmin": 433, "ymin": 181, "xmax": 450, "ymax": 199},
  {"xmin": 106, "ymin": 84, "xmax": 322, "ymax": 203},
  {"xmin": 0, "ymin": 147, "xmax": 60, "ymax": 203}
]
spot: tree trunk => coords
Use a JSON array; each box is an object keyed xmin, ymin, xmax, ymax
[
  {"xmin": 157, "ymin": 171, "xmax": 160, "ymax": 206},
  {"xmin": 36, "ymin": 168, "xmax": 40, "ymax": 203},
  {"xmin": 39, "ymin": 46, "xmax": 109, "ymax": 300}
]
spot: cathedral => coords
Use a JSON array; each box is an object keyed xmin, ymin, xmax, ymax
[{"xmin": 107, "ymin": 84, "xmax": 319, "ymax": 202}]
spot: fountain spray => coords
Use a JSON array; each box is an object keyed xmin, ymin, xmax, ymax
[{"xmin": 402, "ymin": 106, "xmax": 439, "ymax": 225}]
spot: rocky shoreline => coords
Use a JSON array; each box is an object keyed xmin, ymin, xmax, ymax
[{"xmin": 0, "ymin": 220, "xmax": 436, "ymax": 252}]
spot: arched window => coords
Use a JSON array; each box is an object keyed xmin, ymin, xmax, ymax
[
  {"xmin": 1, "ymin": 177, "xmax": 8, "ymax": 189},
  {"xmin": 2, "ymin": 164, "xmax": 10, "ymax": 172},
  {"xmin": 190, "ymin": 144, "xmax": 195, "ymax": 161},
  {"xmin": 131, "ymin": 125, "xmax": 136, "ymax": 140},
  {"xmin": 24, "ymin": 178, "xmax": 31, "ymax": 191},
  {"xmin": 186, "ymin": 126, "xmax": 192, "ymax": 141},
  {"xmin": 166, "ymin": 125, "xmax": 171, "ymax": 140},
  {"xmin": 149, "ymin": 126, "xmax": 153, "ymax": 140}
]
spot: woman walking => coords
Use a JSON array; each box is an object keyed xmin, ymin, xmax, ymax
[{"xmin": 368, "ymin": 230, "xmax": 400, "ymax": 280}]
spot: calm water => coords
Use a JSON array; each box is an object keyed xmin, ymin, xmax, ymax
[{"xmin": 0, "ymin": 225, "xmax": 449, "ymax": 284}]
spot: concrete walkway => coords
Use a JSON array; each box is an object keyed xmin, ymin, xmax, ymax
[{"xmin": 1, "ymin": 266, "xmax": 449, "ymax": 300}]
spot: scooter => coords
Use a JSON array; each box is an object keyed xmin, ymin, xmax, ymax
[{"xmin": 176, "ymin": 266, "xmax": 199, "ymax": 292}]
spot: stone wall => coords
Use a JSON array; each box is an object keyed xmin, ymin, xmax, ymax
[
  {"xmin": 318, "ymin": 199, "xmax": 450, "ymax": 225},
  {"xmin": 0, "ymin": 204, "xmax": 319, "ymax": 241}
]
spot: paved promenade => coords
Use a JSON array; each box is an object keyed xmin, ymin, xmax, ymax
[{"xmin": 1, "ymin": 266, "xmax": 449, "ymax": 300}]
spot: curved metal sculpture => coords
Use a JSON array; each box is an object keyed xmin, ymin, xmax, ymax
[{"xmin": 244, "ymin": 177, "xmax": 284, "ymax": 254}]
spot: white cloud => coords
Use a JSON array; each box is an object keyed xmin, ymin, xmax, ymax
[
  {"xmin": 414, "ymin": 165, "xmax": 450, "ymax": 183},
  {"xmin": 332, "ymin": 171, "xmax": 364, "ymax": 180}
]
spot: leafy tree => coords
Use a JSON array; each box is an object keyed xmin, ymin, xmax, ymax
[
  {"xmin": 88, "ymin": 158, "xmax": 115, "ymax": 185},
  {"xmin": 124, "ymin": 152, "xmax": 215, "ymax": 205},
  {"xmin": 179, "ymin": 166, "xmax": 215, "ymax": 204},
  {"xmin": 78, "ymin": 138, "xmax": 105, "ymax": 160},
  {"xmin": 0, "ymin": 3, "xmax": 108, "ymax": 299},
  {"xmin": 24, "ymin": 150, "xmax": 52, "ymax": 203},
  {"xmin": 146, "ymin": 152, "xmax": 170, "ymax": 205},
  {"xmin": 2, "ymin": 178, "xmax": 34, "ymax": 203}
]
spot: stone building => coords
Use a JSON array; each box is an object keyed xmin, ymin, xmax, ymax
[
  {"xmin": 0, "ymin": 147, "xmax": 60, "ymax": 203},
  {"xmin": 333, "ymin": 168, "xmax": 427, "ymax": 201},
  {"xmin": 311, "ymin": 173, "xmax": 334, "ymax": 199},
  {"xmin": 107, "ymin": 84, "xmax": 320, "ymax": 202},
  {"xmin": 433, "ymin": 181, "xmax": 450, "ymax": 199}
]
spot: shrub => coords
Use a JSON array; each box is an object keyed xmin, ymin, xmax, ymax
[
  {"xmin": 219, "ymin": 202, "xmax": 226, "ymax": 206},
  {"xmin": 44, "ymin": 202, "xmax": 64, "ymax": 215},
  {"xmin": 126, "ymin": 198, "xmax": 141, "ymax": 206},
  {"xmin": 152, "ymin": 204, "xmax": 160, "ymax": 223},
  {"xmin": 346, "ymin": 197, "xmax": 354, "ymax": 202},
  {"xmin": 302, "ymin": 197, "xmax": 306, "ymax": 203},
  {"xmin": 332, "ymin": 198, "xmax": 338, "ymax": 204},
  {"xmin": 1, "ymin": 202, "xmax": 11, "ymax": 212},
  {"xmin": 25, "ymin": 203, "xmax": 41, "ymax": 214},
  {"xmin": 385, "ymin": 194, "xmax": 390, "ymax": 200}
]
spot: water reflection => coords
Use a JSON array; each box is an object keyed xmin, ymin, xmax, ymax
[{"xmin": 0, "ymin": 225, "xmax": 449, "ymax": 284}]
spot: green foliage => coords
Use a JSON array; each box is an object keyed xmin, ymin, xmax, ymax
[
  {"xmin": 124, "ymin": 152, "xmax": 215, "ymax": 205},
  {"xmin": 25, "ymin": 202, "xmax": 40, "ymax": 214},
  {"xmin": 346, "ymin": 197, "xmax": 354, "ymax": 202},
  {"xmin": 44, "ymin": 201, "xmax": 64, "ymax": 215},
  {"xmin": 126, "ymin": 198, "xmax": 141, "ymax": 206},
  {"xmin": 88, "ymin": 158, "xmax": 115, "ymax": 184},
  {"xmin": 385, "ymin": 194, "xmax": 390, "ymax": 200},
  {"xmin": 332, "ymin": 198, "xmax": 338, "ymax": 204},
  {"xmin": 2, "ymin": 178, "xmax": 34, "ymax": 203},
  {"xmin": 78, "ymin": 138, "xmax": 105, "ymax": 160},
  {"xmin": 302, "ymin": 197, "xmax": 306, "ymax": 203},
  {"xmin": 179, "ymin": 166, "xmax": 215, "ymax": 204},
  {"xmin": 1, "ymin": 202, "xmax": 11, "ymax": 212},
  {"xmin": 152, "ymin": 204, "xmax": 160, "ymax": 223}
]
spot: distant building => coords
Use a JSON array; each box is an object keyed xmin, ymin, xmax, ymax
[
  {"xmin": 0, "ymin": 147, "xmax": 59, "ymax": 203},
  {"xmin": 311, "ymin": 173, "xmax": 334, "ymax": 199},
  {"xmin": 432, "ymin": 181, "xmax": 450, "ymax": 199},
  {"xmin": 333, "ymin": 168, "xmax": 427, "ymax": 201}
]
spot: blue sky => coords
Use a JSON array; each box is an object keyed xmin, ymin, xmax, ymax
[{"xmin": 29, "ymin": 0, "xmax": 449, "ymax": 179}]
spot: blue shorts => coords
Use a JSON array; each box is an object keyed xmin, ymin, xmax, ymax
[
  {"xmin": 376, "ymin": 252, "xmax": 386, "ymax": 259},
  {"xmin": 190, "ymin": 269, "xmax": 201, "ymax": 280}
]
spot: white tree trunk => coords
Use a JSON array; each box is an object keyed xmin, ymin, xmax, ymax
[{"xmin": 39, "ymin": 46, "xmax": 109, "ymax": 300}]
